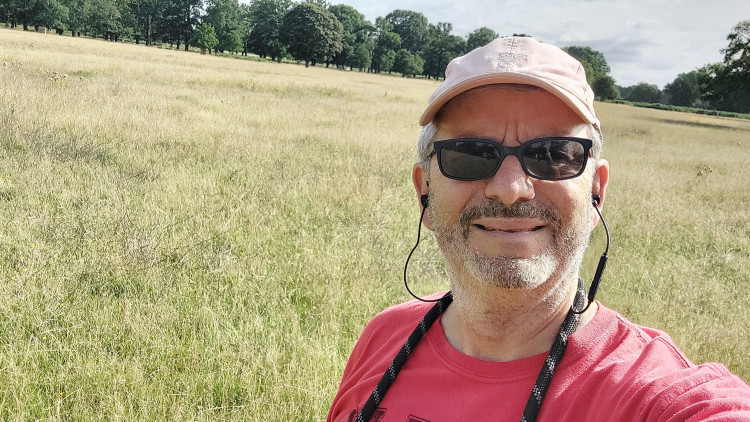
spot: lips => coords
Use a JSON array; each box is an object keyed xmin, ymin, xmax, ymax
[
  {"xmin": 475, "ymin": 224, "xmax": 544, "ymax": 233},
  {"xmin": 472, "ymin": 218, "xmax": 547, "ymax": 234}
]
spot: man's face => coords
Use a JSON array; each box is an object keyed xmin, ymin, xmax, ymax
[{"xmin": 413, "ymin": 85, "xmax": 608, "ymax": 290}]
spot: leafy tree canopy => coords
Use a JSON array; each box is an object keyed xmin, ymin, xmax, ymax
[
  {"xmin": 466, "ymin": 27, "xmax": 498, "ymax": 51},
  {"xmin": 246, "ymin": 0, "xmax": 292, "ymax": 60},
  {"xmin": 562, "ymin": 45, "xmax": 611, "ymax": 86},
  {"xmin": 349, "ymin": 42, "xmax": 372, "ymax": 71},
  {"xmin": 626, "ymin": 82, "xmax": 661, "ymax": 103},
  {"xmin": 204, "ymin": 0, "xmax": 243, "ymax": 52},
  {"xmin": 592, "ymin": 74, "xmax": 619, "ymax": 101},
  {"xmin": 371, "ymin": 21, "xmax": 401, "ymax": 73},
  {"xmin": 191, "ymin": 22, "xmax": 219, "ymax": 54},
  {"xmin": 722, "ymin": 19, "xmax": 750, "ymax": 67},
  {"xmin": 281, "ymin": 2, "xmax": 342, "ymax": 67},
  {"xmin": 422, "ymin": 22, "xmax": 465, "ymax": 79},
  {"xmin": 383, "ymin": 9, "xmax": 428, "ymax": 55},
  {"xmin": 664, "ymin": 71, "xmax": 700, "ymax": 107},
  {"xmin": 393, "ymin": 48, "xmax": 423, "ymax": 77},
  {"xmin": 699, "ymin": 19, "xmax": 750, "ymax": 113},
  {"xmin": 329, "ymin": 4, "xmax": 372, "ymax": 68}
]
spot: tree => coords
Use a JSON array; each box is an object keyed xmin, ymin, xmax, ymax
[
  {"xmin": 698, "ymin": 19, "xmax": 750, "ymax": 113},
  {"xmin": 349, "ymin": 42, "xmax": 371, "ymax": 71},
  {"xmin": 561, "ymin": 45, "xmax": 620, "ymax": 101},
  {"xmin": 11, "ymin": 0, "xmax": 39, "ymax": 30},
  {"xmin": 204, "ymin": 0, "xmax": 243, "ymax": 53},
  {"xmin": 0, "ymin": 0, "xmax": 19, "ymax": 27},
  {"xmin": 329, "ymin": 4, "xmax": 372, "ymax": 69},
  {"xmin": 466, "ymin": 27, "xmax": 498, "ymax": 51},
  {"xmin": 383, "ymin": 9, "xmax": 427, "ymax": 55},
  {"xmin": 130, "ymin": 0, "xmax": 165, "ymax": 45},
  {"xmin": 281, "ymin": 2, "xmax": 342, "ymax": 67},
  {"xmin": 219, "ymin": 29, "xmax": 242, "ymax": 53},
  {"xmin": 626, "ymin": 82, "xmax": 661, "ymax": 103},
  {"xmin": 0, "ymin": 0, "xmax": 12, "ymax": 27},
  {"xmin": 246, "ymin": 0, "xmax": 291, "ymax": 61},
  {"xmin": 379, "ymin": 49, "xmax": 396, "ymax": 73},
  {"xmin": 162, "ymin": 0, "xmax": 202, "ymax": 50},
  {"xmin": 371, "ymin": 19, "xmax": 400, "ymax": 73},
  {"xmin": 664, "ymin": 71, "xmax": 700, "ymax": 107},
  {"xmin": 393, "ymin": 48, "xmax": 423, "ymax": 77},
  {"xmin": 115, "ymin": 0, "xmax": 138, "ymax": 41},
  {"xmin": 84, "ymin": 0, "xmax": 122, "ymax": 40},
  {"xmin": 303, "ymin": 0, "xmax": 329, "ymax": 7},
  {"xmin": 422, "ymin": 22, "xmax": 465, "ymax": 79},
  {"xmin": 562, "ymin": 46, "xmax": 611, "ymax": 86},
  {"xmin": 34, "ymin": 0, "xmax": 70, "ymax": 34},
  {"xmin": 63, "ymin": 0, "xmax": 89, "ymax": 36},
  {"xmin": 191, "ymin": 22, "xmax": 219, "ymax": 54},
  {"xmin": 723, "ymin": 19, "xmax": 750, "ymax": 69},
  {"xmin": 592, "ymin": 74, "xmax": 619, "ymax": 101},
  {"xmin": 238, "ymin": 2, "xmax": 251, "ymax": 55}
]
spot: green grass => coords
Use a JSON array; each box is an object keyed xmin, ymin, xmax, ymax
[{"xmin": 1, "ymin": 28, "xmax": 749, "ymax": 420}]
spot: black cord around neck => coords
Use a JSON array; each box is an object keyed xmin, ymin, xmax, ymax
[{"xmin": 357, "ymin": 279, "xmax": 586, "ymax": 422}]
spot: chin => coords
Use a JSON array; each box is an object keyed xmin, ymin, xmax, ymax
[{"xmin": 463, "ymin": 253, "xmax": 557, "ymax": 290}]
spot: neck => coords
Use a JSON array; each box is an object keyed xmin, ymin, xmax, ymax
[{"xmin": 440, "ymin": 274, "xmax": 596, "ymax": 362}]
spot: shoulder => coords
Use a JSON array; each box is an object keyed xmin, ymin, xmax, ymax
[
  {"xmin": 339, "ymin": 292, "xmax": 450, "ymax": 378},
  {"xmin": 570, "ymin": 304, "xmax": 693, "ymax": 369},
  {"xmin": 327, "ymin": 294, "xmax": 448, "ymax": 422},
  {"xmin": 559, "ymin": 304, "xmax": 750, "ymax": 420}
]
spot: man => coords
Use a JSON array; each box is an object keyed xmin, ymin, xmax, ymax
[{"xmin": 328, "ymin": 37, "xmax": 750, "ymax": 422}]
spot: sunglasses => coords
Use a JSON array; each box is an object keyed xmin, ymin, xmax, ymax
[{"xmin": 430, "ymin": 137, "xmax": 593, "ymax": 181}]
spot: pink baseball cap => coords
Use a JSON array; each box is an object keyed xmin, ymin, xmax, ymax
[{"xmin": 419, "ymin": 37, "xmax": 601, "ymax": 136}]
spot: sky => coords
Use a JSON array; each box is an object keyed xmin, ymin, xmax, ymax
[{"xmin": 332, "ymin": 0, "xmax": 750, "ymax": 88}]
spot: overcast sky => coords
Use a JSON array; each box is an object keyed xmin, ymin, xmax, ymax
[{"xmin": 332, "ymin": 0, "xmax": 749, "ymax": 88}]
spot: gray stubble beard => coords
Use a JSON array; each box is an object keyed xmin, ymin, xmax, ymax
[{"xmin": 430, "ymin": 197, "xmax": 591, "ymax": 291}]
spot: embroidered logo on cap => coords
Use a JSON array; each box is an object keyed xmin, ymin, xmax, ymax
[{"xmin": 489, "ymin": 53, "xmax": 529, "ymax": 70}]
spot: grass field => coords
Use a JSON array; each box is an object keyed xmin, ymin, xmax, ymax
[{"xmin": 0, "ymin": 28, "xmax": 748, "ymax": 420}]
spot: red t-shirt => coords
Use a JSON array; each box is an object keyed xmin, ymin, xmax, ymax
[{"xmin": 328, "ymin": 299, "xmax": 750, "ymax": 421}]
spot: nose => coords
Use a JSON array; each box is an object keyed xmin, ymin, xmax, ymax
[{"xmin": 484, "ymin": 155, "xmax": 535, "ymax": 205}]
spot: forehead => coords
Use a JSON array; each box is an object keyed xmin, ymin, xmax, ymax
[{"xmin": 434, "ymin": 85, "xmax": 587, "ymax": 140}]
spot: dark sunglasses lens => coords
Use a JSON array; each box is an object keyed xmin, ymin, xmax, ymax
[
  {"xmin": 439, "ymin": 140, "xmax": 501, "ymax": 180},
  {"xmin": 522, "ymin": 139, "xmax": 586, "ymax": 180}
]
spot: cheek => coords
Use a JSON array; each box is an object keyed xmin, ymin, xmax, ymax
[
  {"xmin": 429, "ymin": 180, "xmax": 483, "ymax": 222},
  {"xmin": 536, "ymin": 181, "xmax": 591, "ymax": 222}
]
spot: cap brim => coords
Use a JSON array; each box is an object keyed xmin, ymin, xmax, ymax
[{"xmin": 419, "ymin": 72, "xmax": 600, "ymax": 131}]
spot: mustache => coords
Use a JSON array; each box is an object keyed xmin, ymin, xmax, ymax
[{"xmin": 458, "ymin": 200, "xmax": 562, "ymax": 226}]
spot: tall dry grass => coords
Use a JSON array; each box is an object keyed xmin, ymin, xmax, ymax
[{"xmin": 0, "ymin": 28, "xmax": 748, "ymax": 420}]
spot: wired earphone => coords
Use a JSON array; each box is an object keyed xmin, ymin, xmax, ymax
[{"xmin": 360, "ymin": 193, "xmax": 609, "ymax": 422}]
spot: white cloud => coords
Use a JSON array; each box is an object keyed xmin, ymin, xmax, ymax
[{"xmin": 334, "ymin": 0, "xmax": 750, "ymax": 87}]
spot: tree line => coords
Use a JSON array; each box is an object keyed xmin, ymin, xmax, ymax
[
  {"xmin": 561, "ymin": 20, "xmax": 750, "ymax": 115},
  {"xmin": 2, "ymin": 0, "xmax": 748, "ymax": 113}
]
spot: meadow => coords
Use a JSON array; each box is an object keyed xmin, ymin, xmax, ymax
[{"xmin": 0, "ymin": 28, "xmax": 748, "ymax": 420}]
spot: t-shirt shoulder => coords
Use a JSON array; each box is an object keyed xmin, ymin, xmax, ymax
[
  {"xmin": 562, "ymin": 303, "xmax": 750, "ymax": 420},
  {"xmin": 571, "ymin": 303, "xmax": 692, "ymax": 367},
  {"xmin": 342, "ymin": 295, "xmax": 445, "ymax": 370}
]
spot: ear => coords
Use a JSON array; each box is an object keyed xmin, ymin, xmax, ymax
[
  {"xmin": 412, "ymin": 163, "xmax": 434, "ymax": 231},
  {"xmin": 590, "ymin": 158, "xmax": 609, "ymax": 228}
]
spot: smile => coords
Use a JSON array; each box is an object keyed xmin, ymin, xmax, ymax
[{"xmin": 475, "ymin": 224, "xmax": 545, "ymax": 233}]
